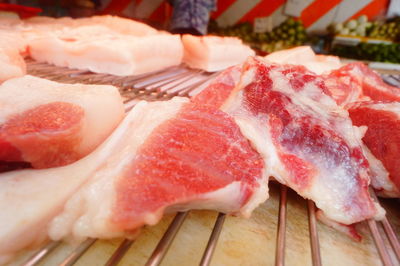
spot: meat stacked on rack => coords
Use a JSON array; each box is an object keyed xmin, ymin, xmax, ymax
[
  {"xmin": 0, "ymin": 16, "xmax": 399, "ymax": 264},
  {"xmin": 0, "ymin": 15, "xmax": 255, "ymax": 82}
]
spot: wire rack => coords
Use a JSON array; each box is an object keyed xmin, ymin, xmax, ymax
[{"xmin": 13, "ymin": 60, "xmax": 400, "ymax": 266}]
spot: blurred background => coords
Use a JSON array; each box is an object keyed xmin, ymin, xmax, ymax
[{"xmin": 1, "ymin": 0, "xmax": 399, "ymax": 65}]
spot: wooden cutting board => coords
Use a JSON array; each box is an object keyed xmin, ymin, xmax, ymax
[{"xmin": 9, "ymin": 183, "xmax": 399, "ymax": 266}]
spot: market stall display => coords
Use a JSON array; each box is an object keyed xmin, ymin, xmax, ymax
[{"xmin": 0, "ymin": 3, "xmax": 399, "ymax": 265}]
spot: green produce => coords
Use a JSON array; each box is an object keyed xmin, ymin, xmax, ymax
[
  {"xmin": 208, "ymin": 17, "xmax": 311, "ymax": 53},
  {"xmin": 368, "ymin": 21, "xmax": 400, "ymax": 41},
  {"xmin": 331, "ymin": 42, "xmax": 400, "ymax": 63}
]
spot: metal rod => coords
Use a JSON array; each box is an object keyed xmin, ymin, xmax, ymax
[
  {"xmin": 59, "ymin": 238, "xmax": 96, "ymax": 266},
  {"xmin": 145, "ymin": 212, "xmax": 189, "ymax": 266},
  {"xmin": 368, "ymin": 219, "xmax": 394, "ymax": 266},
  {"xmin": 133, "ymin": 69, "xmax": 188, "ymax": 89},
  {"xmin": 381, "ymin": 216, "xmax": 400, "ymax": 261},
  {"xmin": 199, "ymin": 212, "xmax": 226, "ymax": 266},
  {"xmin": 119, "ymin": 67, "xmax": 181, "ymax": 87},
  {"xmin": 307, "ymin": 200, "xmax": 322, "ymax": 266},
  {"xmin": 369, "ymin": 189, "xmax": 400, "ymax": 263},
  {"xmin": 178, "ymin": 72, "xmax": 220, "ymax": 96},
  {"xmin": 164, "ymin": 72, "xmax": 205, "ymax": 95},
  {"xmin": 104, "ymin": 239, "xmax": 134, "ymax": 266},
  {"xmin": 275, "ymin": 185, "xmax": 287, "ymax": 266},
  {"xmin": 22, "ymin": 241, "xmax": 60, "ymax": 266}
]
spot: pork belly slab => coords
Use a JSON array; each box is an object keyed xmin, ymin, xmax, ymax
[
  {"xmin": 194, "ymin": 57, "xmax": 384, "ymax": 225},
  {"xmin": 349, "ymin": 102, "xmax": 400, "ymax": 197},
  {"xmin": 28, "ymin": 25, "xmax": 183, "ymax": 76},
  {"xmin": 0, "ymin": 98, "xmax": 268, "ymax": 262},
  {"xmin": 182, "ymin": 35, "xmax": 255, "ymax": 72},
  {"xmin": 0, "ymin": 75, "xmax": 124, "ymax": 168}
]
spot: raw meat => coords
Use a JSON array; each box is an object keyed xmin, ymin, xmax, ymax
[
  {"xmin": 182, "ymin": 34, "xmax": 255, "ymax": 72},
  {"xmin": 348, "ymin": 102, "xmax": 400, "ymax": 197},
  {"xmin": 0, "ymin": 29, "xmax": 27, "ymax": 55},
  {"xmin": 263, "ymin": 46, "xmax": 342, "ymax": 75},
  {"xmin": 323, "ymin": 65, "xmax": 367, "ymax": 107},
  {"xmin": 325, "ymin": 62, "xmax": 400, "ymax": 105},
  {"xmin": 195, "ymin": 57, "xmax": 384, "ymax": 224},
  {"xmin": 0, "ymin": 75, "xmax": 124, "ymax": 168},
  {"xmin": 0, "ymin": 97, "xmax": 268, "ymax": 263},
  {"xmin": 77, "ymin": 15, "xmax": 158, "ymax": 36},
  {"xmin": 49, "ymin": 98, "xmax": 267, "ymax": 241},
  {"xmin": 0, "ymin": 99, "xmax": 176, "ymax": 264},
  {"xmin": 0, "ymin": 29, "xmax": 26, "ymax": 83},
  {"xmin": 192, "ymin": 65, "xmax": 242, "ymax": 107},
  {"xmin": 0, "ymin": 46, "xmax": 25, "ymax": 83},
  {"xmin": 28, "ymin": 25, "xmax": 183, "ymax": 76},
  {"xmin": 23, "ymin": 15, "xmax": 158, "ymax": 36}
]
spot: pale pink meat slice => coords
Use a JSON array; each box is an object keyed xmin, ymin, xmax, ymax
[
  {"xmin": 263, "ymin": 46, "xmax": 342, "ymax": 75},
  {"xmin": 0, "ymin": 75, "xmax": 124, "ymax": 168},
  {"xmin": 23, "ymin": 15, "xmax": 158, "ymax": 36},
  {"xmin": 349, "ymin": 101, "xmax": 400, "ymax": 197},
  {"xmin": 182, "ymin": 34, "xmax": 255, "ymax": 72},
  {"xmin": 28, "ymin": 25, "xmax": 183, "ymax": 76}
]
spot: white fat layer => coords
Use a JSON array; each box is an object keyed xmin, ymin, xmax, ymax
[
  {"xmin": 28, "ymin": 29, "xmax": 183, "ymax": 76},
  {"xmin": 362, "ymin": 144, "xmax": 400, "ymax": 197},
  {"xmin": 0, "ymin": 75, "xmax": 122, "ymax": 124},
  {"xmin": 270, "ymin": 70, "xmax": 364, "ymax": 149},
  {"xmin": 165, "ymin": 178, "xmax": 268, "ymax": 219},
  {"xmin": 240, "ymin": 173, "xmax": 269, "ymax": 218},
  {"xmin": 270, "ymin": 70, "xmax": 337, "ymax": 119},
  {"xmin": 182, "ymin": 35, "xmax": 255, "ymax": 72},
  {"xmin": 166, "ymin": 182, "xmax": 244, "ymax": 214},
  {"xmin": 49, "ymin": 97, "xmax": 188, "ymax": 241}
]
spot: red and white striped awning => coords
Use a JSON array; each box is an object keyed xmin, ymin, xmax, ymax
[{"xmin": 100, "ymin": 0, "xmax": 390, "ymax": 32}]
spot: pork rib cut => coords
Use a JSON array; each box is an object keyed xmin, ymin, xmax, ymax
[
  {"xmin": 0, "ymin": 75, "xmax": 124, "ymax": 168},
  {"xmin": 349, "ymin": 101, "xmax": 400, "ymax": 197},
  {"xmin": 194, "ymin": 57, "xmax": 384, "ymax": 225}
]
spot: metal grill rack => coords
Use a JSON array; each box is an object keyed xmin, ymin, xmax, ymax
[
  {"xmin": 381, "ymin": 74, "xmax": 400, "ymax": 88},
  {"xmin": 17, "ymin": 61, "xmax": 400, "ymax": 266}
]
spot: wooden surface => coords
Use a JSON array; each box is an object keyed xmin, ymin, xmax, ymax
[{"xmin": 9, "ymin": 183, "xmax": 399, "ymax": 266}]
